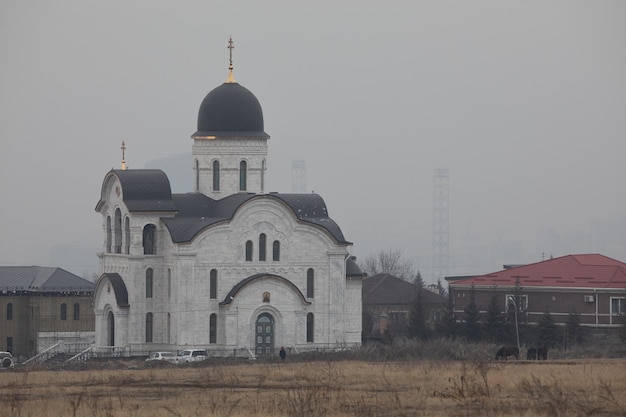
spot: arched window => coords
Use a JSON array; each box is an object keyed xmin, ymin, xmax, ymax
[
  {"xmin": 210, "ymin": 269, "xmax": 217, "ymax": 299},
  {"xmin": 213, "ymin": 160, "xmax": 220, "ymax": 191},
  {"xmin": 73, "ymin": 303, "xmax": 80, "ymax": 320},
  {"xmin": 209, "ymin": 314, "xmax": 217, "ymax": 344},
  {"xmin": 195, "ymin": 159, "xmax": 199, "ymax": 192},
  {"xmin": 245, "ymin": 240, "xmax": 253, "ymax": 261},
  {"xmin": 143, "ymin": 224, "xmax": 156, "ymax": 255},
  {"xmin": 259, "ymin": 234, "xmax": 267, "ymax": 261},
  {"xmin": 61, "ymin": 303, "xmax": 67, "ymax": 321},
  {"xmin": 145, "ymin": 313, "xmax": 153, "ymax": 343},
  {"xmin": 114, "ymin": 208, "xmax": 122, "ymax": 253},
  {"xmin": 307, "ymin": 268, "xmax": 315, "ymax": 299},
  {"xmin": 167, "ymin": 268, "xmax": 171, "ymax": 299},
  {"xmin": 106, "ymin": 216, "xmax": 112, "ymax": 253},
  {"xmin": 261, "ymin": 159, "xmax": 266, "ymax": 192},
  {"xmin": 124, "ymin": 217, "xmax": 130, "ymax": 254},
  {"xmin": 239, "ymin": 160, "xmax": 247, "ymax": 191},
  {"xmin": 146, "ymin": 268, "xmax": 153, "ymax": 298},
  {"xmin": 307, "ymin": 313, "xmax": 314, "ymax": 343},
  {"xmin": 272, "ymin": 240, "xmax": 280, "ymax": 261},
  {"xmin": 6, "ymin": 303, "xmax": 12, "ymax": 320},
  {"xmin": 167, "ymin": 313, "xmax": 171, "ymax": 344}
]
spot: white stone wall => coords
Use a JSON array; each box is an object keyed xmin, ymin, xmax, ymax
[{"xmin": 192, "ymin": 137, "xmax": 268, "ymax": 198}]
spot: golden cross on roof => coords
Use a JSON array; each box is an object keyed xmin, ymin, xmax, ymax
[{"xmin": 121, "ymin": 140, "xmax": 127, "ymax": 170}]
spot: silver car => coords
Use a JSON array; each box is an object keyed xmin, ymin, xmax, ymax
[
  {"xmin": 176, "ymin": 349, "xmax": 208, "ymax": 363},
  {"xmin": 145, "ymin": 351, "xmax": 177, "ymax": 363}
]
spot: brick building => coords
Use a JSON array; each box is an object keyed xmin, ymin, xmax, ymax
[
  {"xmin": 447, "ymin": 254, "xmax": 626, "ymax": 328},
  {"xmin": 0, "ymin": 266, "xmax": 95, "ymax": 360}
]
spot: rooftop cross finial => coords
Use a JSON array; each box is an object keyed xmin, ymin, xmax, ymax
[
  {"xmin": 226, "ymin": 37, "xmax": 237, "ymax": 83},
  {"xmin": 121, "ymin": 140, "xmax": 127, "ymax": 170}
]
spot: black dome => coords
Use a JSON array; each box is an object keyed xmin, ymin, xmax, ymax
[{"xmin": 192, "ymin": 82, "xmax": 268, "ymax": 138}]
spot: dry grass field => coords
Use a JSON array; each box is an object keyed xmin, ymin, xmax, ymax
[{"xmin": 1, "ymin": 358, "xmax": 625, "ymax": 417}]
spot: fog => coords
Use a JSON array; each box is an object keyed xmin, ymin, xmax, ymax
[{"xmin": 1, "ymin": 1, "xmax": 625, "ymax": 282}]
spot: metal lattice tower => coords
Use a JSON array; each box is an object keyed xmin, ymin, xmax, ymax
[
  {"xmin": 432, "ymin": 169, "xmax": 450, "ymax": 283},
  {"xmin": 291, "ymin": 160, "xmax": 306, "ymax": 193}
]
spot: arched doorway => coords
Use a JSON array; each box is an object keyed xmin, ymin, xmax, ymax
[
  {"xmin": 255, "ymin": 313, "xmax": 274, "ymax": 355},
  {"xmin": 107, "ymin": 311, "xmax": 115, "ymax": 346}
]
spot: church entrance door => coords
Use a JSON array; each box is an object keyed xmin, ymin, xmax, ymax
[{"xmin": 255, "ymin": 313, "xmax": 274, "ymax": 355}]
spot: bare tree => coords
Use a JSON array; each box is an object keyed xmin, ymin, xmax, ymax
[{"xmin": 360, "ymin": 249, "xmax": 415, "ymax": 280}]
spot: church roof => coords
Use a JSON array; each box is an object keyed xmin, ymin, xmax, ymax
[
  {"xmin": 449, "ymin": 254, "xmax": 626, "ymax": 289},
  {"xmin": 192, "ymin": 82, "xmax": 269, "ymax": 139},
  {"xmin": 0, "ymin": 266, "xmax": 95, "ymax": 293},
  {"xmin": 162, "ymin": 192, "xmax": 349, "ymax": 244},
  {"xmin": 95, "ymin": 169, "xmax": 177, "ymax": 212}
]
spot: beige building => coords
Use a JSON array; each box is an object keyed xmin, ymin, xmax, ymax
[{"xmin": 0, "ymin": 266, "xmax": 95, "ymax": 360}]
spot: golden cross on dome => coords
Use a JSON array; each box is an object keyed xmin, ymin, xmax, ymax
[{"xmin": 226, "ymin": 37, "xmax": 237, "ymax": 83}]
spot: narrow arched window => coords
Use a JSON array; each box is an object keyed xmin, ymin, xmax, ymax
[
  {"xmin": 307, "ymin": 313, "xmax": 314, "ymax": 343},
  {"xmin": 209, "ymin": 314, "xmax": 217, "ymax": 344},
  {"xmin": 124, "ymin": 217, "xmax": 130, "ymax": 254},
  {"xmin": 167, "ymin": 269, "xmax": 171, "ymax": 299},
  {"xmin": 146, "ymin": 268, "xmax": 153, "ymax": 298},
  {"xmin": 167, "ymin": 313, "xmax": 171, "ymax": 344},
  {"xmin": 245, "ymin": 240, "xmax": 253, "ymax": 261},
  {"xmin": 213, "ymin": 160, "xmax": 220, "ymax": 191},
  {"xmin": 261, "ymin": 159, "xmax": 266, "ymax": 193},
  {"xmin": 259, "ymin": 234, "xmax": 266, "ymax": 261},
  {"xmin": 106, "ymin": 216, "xmax": 112, "ymax": 253},
  {"xmin": 114, "ymin": 208, "xmax": 122, "ymax": 253},
  {"xmin": 145, "ymin": 312, "xmax": 153, "ymax": 343},
  {"xmin": 239, "ymin": 160, "xmax": 247, "ymax": 191},
  {"xmin": 6, "ymin": 303, "xmax": 12, "ymax": 320},
  {"xmin": 210, "ymin": 269, "xmax": 217, "ymax": 299},
  {"xmin": 195, "ymin": 159, "xmax": 200, "ymax": 192},
  {"xmin": 273, "ymin": 240, "xmax": 280, "ymax": 261},
  {"xmin": 307, "ymin": 268, "xmax": 314, "ymax": 299},
  {"xmin": 61, "ymin": 303, "xmax": 67, "ymax": 321},
  {"xmin": 143, "ymin": 224, "xmax": 156, "ymax": 255},
  {"xmin": 73, "ymin": 303, "xmax": 80, "ymax": 320}
]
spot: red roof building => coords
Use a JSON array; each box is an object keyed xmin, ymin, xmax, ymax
[{"xmin": 447, "ymin": 254, "xmax": 626, "ymax": 328}]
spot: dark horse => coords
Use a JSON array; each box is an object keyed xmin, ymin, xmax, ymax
[
  {"xmin": 496, "ymin": 346, "xmax": 519, "ymax": 360},
  {"xmin": 526, "ymin": 347, "xmax": 548, "ymax": 360}
]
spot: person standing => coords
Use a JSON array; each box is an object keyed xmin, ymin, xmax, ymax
[{"xmin": 279, "ymin": 346, "xmax": 286, "ymax": 361}]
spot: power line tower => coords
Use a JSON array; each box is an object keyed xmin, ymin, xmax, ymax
[
  {"xmin": 291, "ymin": 160, "xmax": 306, "ymax": 193},
  {"xmin": 432, "ymin": 169, "xmax": 450, "ymax": 283}
]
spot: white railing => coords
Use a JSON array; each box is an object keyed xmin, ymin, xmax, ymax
[{"xmin": 22, "ymin": 342, "xmax": 62, "ymax": 365}]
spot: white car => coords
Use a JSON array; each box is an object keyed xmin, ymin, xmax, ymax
[
  {"xmin": 176, "ymin": 349, "xmax": 208, "ymax": 363},
  {"xmin": 145, "ymin": 351, "xmax": 177, "ymax": 363},
  {"xmin": 0, "ymin": 352, "xmax": 14, "ymax": 369}
]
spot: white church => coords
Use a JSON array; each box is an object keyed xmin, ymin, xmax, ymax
[{"xmin": 93, "ymin": 40, "xmax": 363, "ymax": 357}]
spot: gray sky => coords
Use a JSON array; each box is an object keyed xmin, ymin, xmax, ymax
[{"xmin": 1, "ymin": 1, "xmax": 625, "ymax": 281}]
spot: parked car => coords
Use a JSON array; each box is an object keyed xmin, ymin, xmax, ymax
[
  {"xmin": 0, "ymin": 352, "xmax": 14, "ymax": 369},
  {"xmin": 176, "ymin": 349, "xmax": 208, "ymax": 363},
  {"xmin": 145, "ymin": 351, "xmax": 177, "ymax": 363}
]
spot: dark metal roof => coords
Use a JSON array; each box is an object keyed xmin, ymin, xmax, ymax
[
  {"xmin": 363, "ymin": 274, "xmax": 446, "ymax": 306},
  {"xmin": 192, "ymin": 82, "xmax": 269, "ymax": 138},
  {"xmin": 0, "ymin": 266, "xmax": 95, "ymax": 293},
  {"xmin": 98, "ymin": 273, "xmax": 129, "ymax": 307},
  {"xmin": 95, "ymin": 169, "xmax": 177, "ymax": 212},
  {"xmin": 219, "ymin": 274, "xmax": 310, "ymax": 306},
  {"xmin": 162, "ymin": 192, "xmax": 350, "ymax": 245},
  {"xmin": 346, "ymin": 256, "xmax": 366, "ymax": 277}
]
